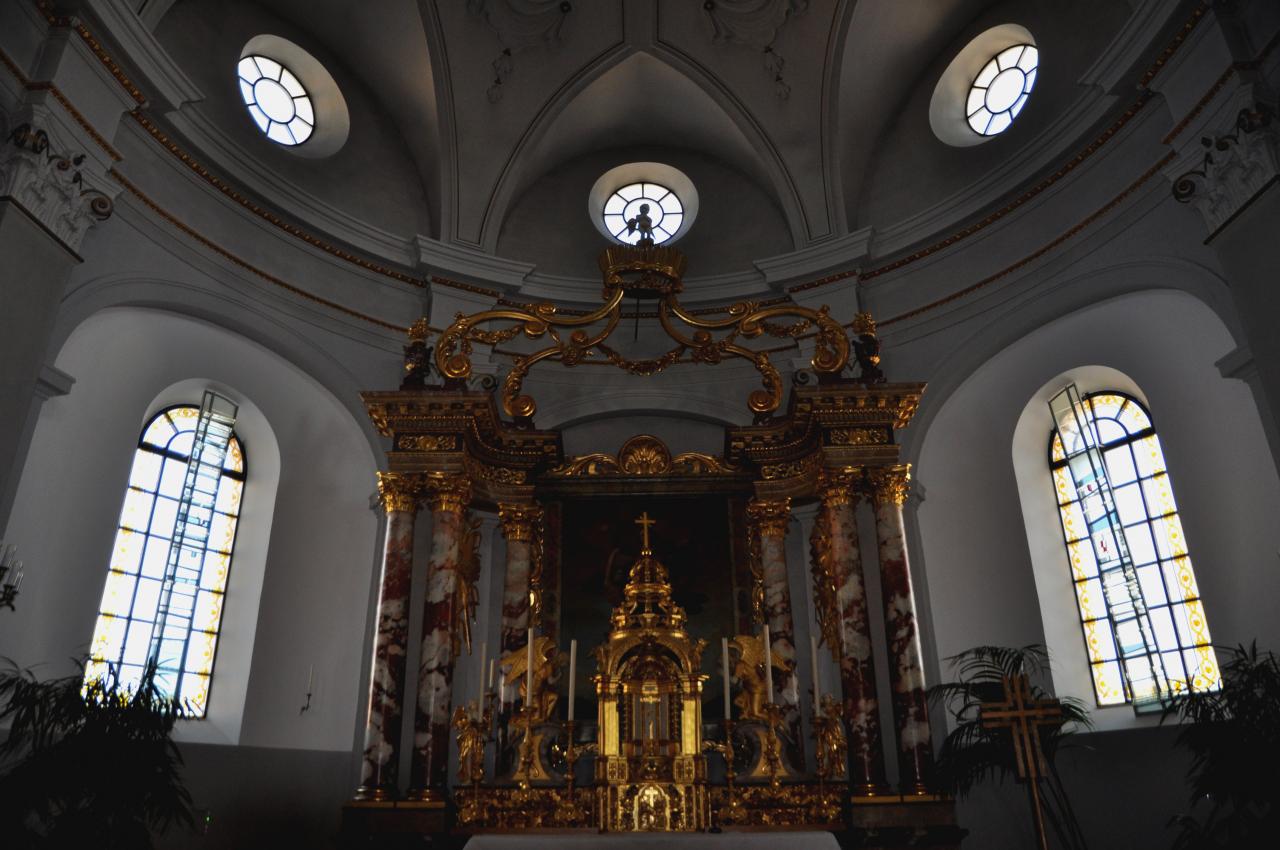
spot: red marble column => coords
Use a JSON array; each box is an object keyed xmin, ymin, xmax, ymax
[
  {"xmin": 814, "ymin": 469, "xmax": 889, "ymax": 795},
  {"xmin": 407, "ymin": 474, "xmax": 472, "ymax": 802},
  {"xmin": 354, "ymin": 472, "xmax": 421, "ymax": 800},
  {"xmin": 497, "ymin": 503, "xmax": 543, "ymax": 654},
  {"xmin": 747, "ymin": 498, "xmax": 800, "ymax": 740},
  {"xmin": 869, "ymin": 464, "xmax": 933, "ymax": 795}
]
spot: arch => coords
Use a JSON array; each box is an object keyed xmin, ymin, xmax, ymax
[{"xmin": 479, "ymin": 48, "xmax": 808, "ymax": 252}]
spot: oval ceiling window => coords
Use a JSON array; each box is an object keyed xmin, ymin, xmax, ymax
[
  {"xmin": 588, "ymin": 163, "xmax": 699, "ymax": 245},
  {"xmin": 929, "ymin": 25, "xmax": 1038, "ymax": 147},
  {"xmin": 966, "ymin": 44, "xmax": 1038, "ymax": 137},
  {"xmin": 237, "ymin": 35, "xmax": 350, "ymax": 158},
  {"xmin": 238, "ymin": 55, "xmax": 314, "ymax": 146}
]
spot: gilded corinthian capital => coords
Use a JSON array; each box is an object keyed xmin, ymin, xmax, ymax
[
  {"xmin": 868, "ymin": 464, "xmax": 911, "ymax": 506},
  {"xmin": 424, "ymin": 472, "xmax": 472, "ymax": 514},
  {"xmin": 817, "ymin": 468, "xmax": 862, "ymax": 507},
  {"xmin": 497, "ymin": 502, "xmax": 544, "ymax": 541},
  {"xmin": 746, "ymin": 497, "xmax": 792, "ymax": 537},
  {"xmin": 376, "ymin": 471, "xmax": 421, "ymax": 514}
]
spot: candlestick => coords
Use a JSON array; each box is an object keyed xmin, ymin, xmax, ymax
[
  {"xmin": 567, "ymin": 639, "xmax": 577, "ymax": 722},
  {"xmin": 763, "ymin": 624, "xmax": 774, "ymax": 705},
  {"xmin": 526, "ymin": 628, "xmax": 535, "ymax": 711},
  {"xmin": 810, "ymin": 633, "xmax": 821, "ymax": 705},
  {"xmin": 721, "ymin": 637, "xmax": 731, "ymax": 720}
]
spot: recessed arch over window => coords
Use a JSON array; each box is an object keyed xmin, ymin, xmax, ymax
[
  {"xmin": 1048, "ymin": 391, "xmax": 1220, "ymax": 707},
  {"xmin": 86, "ymin": 405, "xmax": 246, "ymax": 716}
]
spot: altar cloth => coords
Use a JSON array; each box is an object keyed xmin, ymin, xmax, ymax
[{"xmin": 463, "ymin": 832, "xmax": 841, "ymax": 850}]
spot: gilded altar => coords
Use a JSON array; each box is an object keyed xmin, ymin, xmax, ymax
[{"xmin": 593, "ymin": 513, "xmax": 709, "ymax": 831}]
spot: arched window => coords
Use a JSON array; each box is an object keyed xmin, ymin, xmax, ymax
[
  {"xmin": 86, "ymin": 404, "xmax": 245, "ymax": 717},
  {"xmin": 1049, "ymin": 391, "xmax": 1220, "ymax": 707}
]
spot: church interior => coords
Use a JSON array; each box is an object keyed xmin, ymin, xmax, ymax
[{"xmin": 1, "ymin": 1, "xmax": 1279, "ymax": 848}]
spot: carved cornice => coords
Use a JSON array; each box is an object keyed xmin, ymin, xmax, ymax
[
  {"xmin": 0, "ymin": 122, "xmax": 113, "ymax": 253},
  {"xmin": 746, "ymin": 497, "xmax": 791, "ymax": 538},
  {"xmin": 376, "ymin": 470, "xmax": 422, "ymax": 514},
  {"xmin": 497, "ymin": 502, "xmax": 544, "ymax": 542},
  {"xmin": 544, "ymin": 434, "xmax": 737, "ymax": 478},
  {"xmin": 868, "ymin": 465, "xmax": 911, "ymax": 507},
  {"xmin": 425, "ymin": 472, "xmax": 472, "ymax": 515}
]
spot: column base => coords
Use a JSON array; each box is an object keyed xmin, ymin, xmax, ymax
[
  {"xmin": 404, "ymin": 786, "xmax": 449, "ymax": 804},
  {"xmin": 352, "ymin": 784, "xmax": 397, "ymax": 802}
]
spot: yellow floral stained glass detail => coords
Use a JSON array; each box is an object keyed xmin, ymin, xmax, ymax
[{"xmin": 1090, "ymin": 662, "xmax": 1126, "ymax": 707}]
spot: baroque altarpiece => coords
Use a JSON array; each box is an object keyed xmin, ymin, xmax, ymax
[{"xmin": 343, "ymin": 241, "xmax": 961, "ymax": 847}]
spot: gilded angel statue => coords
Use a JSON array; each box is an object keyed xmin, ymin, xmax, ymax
[
  {"xmin": 452, "ymin": 702, "xmax": 486, "ymax": 784},
  {"xmin": 500, "ymin": 636, "xmax": 562, "ymax": 723},
  {"xmin": 815, "ymin": 694, "xmax": 848, "ymax": 779},
  {"xmin": 728, "ymin": 634, "xmax": 792, "ymax": 722}
]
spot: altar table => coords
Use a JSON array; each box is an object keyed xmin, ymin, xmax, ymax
[{"xmin": 463, "ymin": 832, "xmax": 841, "ymax": 850}]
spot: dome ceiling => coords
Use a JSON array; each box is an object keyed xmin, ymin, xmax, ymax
[{"xmin": 152, "ymin": 0, "xmax": 1176, "ymax": 281}]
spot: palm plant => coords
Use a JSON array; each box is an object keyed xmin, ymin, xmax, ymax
[
  {"xmin": 928, "ymin": 644, "xmax": 1092, "ymax": 850},
  {"xmin": 0, "ymin": 658, "xmax": 194, "ymax": 850},
  {"xmin": 1164, "ymin": 642, "xmax": 1280, "ymax": 849}
]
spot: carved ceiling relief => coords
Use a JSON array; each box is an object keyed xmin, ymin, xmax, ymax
[
  {"xmin": 702, "ymin": 0, "xmax": 809, "ymax": 99},
  {"xmin": 468, "ymin": 0, "xmax": 575, "ymax": 102}
]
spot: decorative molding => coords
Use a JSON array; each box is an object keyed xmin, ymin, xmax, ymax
[
  {"xmin": 756, "ymin": 227, "xmax": 871, "ymax": 292},
  {"xmin": 34, "ymin": 362, "xmax": 75, "ymax": 401},
  {"xmin": 468, "ymin": 0, "xmax": 574, "ymax": 103},
  {"xmin": 702, "ymin": 0, "xmax": 808, "ymax": 99},
  {"xmin": 0, "ymin": 122, "xmax": 113, "ymax": 252},
  {"xmin": 83, "ymin": 0, "xmax": 204, "ymax": 113},
  {"xmin": 545, "ymin": 434, "xmax": 737, "ymax": 478},
  {"xmin": 416, "ymin": 235, "xmax": 532, "ymax": 294},
  {"xmin": 108, "ymin": 168, "xmax": 409, "ymax": 333}
]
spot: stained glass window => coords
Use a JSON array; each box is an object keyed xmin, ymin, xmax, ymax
[
  {"xmin": 1049, "ymin": 391, "xmax": 1220, "ymax": 707},
  {"xmin": 967, "ymin": 44, "xmax": 1038, "ymax": 136},
  {"xmin": 86, "ymin": 405, "xmax": 245, "ymax": 716},
  {"xmin": 237, "ymin": 55, "xmax": 315, "ymax": 146},
  {"xmin": 602, "ymin": 182, "xmax": 684, "ymax": 245}
]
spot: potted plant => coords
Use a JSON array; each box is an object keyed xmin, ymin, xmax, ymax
[
  {"xmin": 1164, "ymin": 642, "xmax": 1280, "ymax": 849},
  {"xmin": 0, "ymin": 658, "xmax": 194, "ymax": 849},
  {"xmin": 928, "ymin": 644, "xmax": 1092, "ymax": 850}
]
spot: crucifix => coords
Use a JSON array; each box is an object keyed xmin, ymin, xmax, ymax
[
  {"xmin": 635, "ymin": 512, "xmax": 656, "ymax": 552},
  {"xmin": 979, "ymin": 673, "xmax": 1065, "ymax": 850}
]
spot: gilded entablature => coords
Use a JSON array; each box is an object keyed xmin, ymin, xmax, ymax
[{"xmin": 545, "ymin": 435, "xmax": 738, "ymax": 478}]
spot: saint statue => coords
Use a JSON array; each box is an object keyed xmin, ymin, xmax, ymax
[{"xmin": 626, "ymin": 203, "xmax": 655, "ymax": 243}]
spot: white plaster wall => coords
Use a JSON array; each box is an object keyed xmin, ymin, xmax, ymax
[
  {"xmin": 0, "ymin": 307, "xmax": 381, "ymax": 752},
  {"xmin": 913, "ymin": 289, "xmax": 1280, "ymax": 730}
]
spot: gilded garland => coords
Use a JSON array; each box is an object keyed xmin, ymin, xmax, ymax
[{"xmin": 434, "ymin": 243, "xmax": 851, "ymax": 421}]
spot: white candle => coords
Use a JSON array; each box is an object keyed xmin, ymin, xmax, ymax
[
  {"xmin": 567, "ymin": 639, "xmax": 578, "ymax": 721},
  {"xmin": 810, "ymin": 634, "xmax": 821, "ymax": 706},
  {"xmin": 526, "ymin": 628, "xmax": 535, "ymax": 711},
  {"xmin": 763, "ymin": 624, "xmax": 774, "ymax": 705},
  {"xmin": 476, "ymin": 642, "xmax": 486, "ymax": 707},
  {"xmin": 488, "ymin": 657, "xmax": 496, "ymax": 690},
  {"xmin": 721, "ymin": 637, "xmax": 731, "ymax": 720},
  {"xmin": 307, "ymin": 664, "xmax": 314, "ymax": 693}
]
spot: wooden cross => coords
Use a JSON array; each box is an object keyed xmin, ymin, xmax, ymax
[
  {"xmin": 979, "ymin": 674, "xmax": 1065, "ymax": 850},
  {"xmin": 635, "ymin": 512, "xmax": 656, "ymax": 551}
]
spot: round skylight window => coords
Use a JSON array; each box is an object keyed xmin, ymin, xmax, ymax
[
  {"xmin": 603, "ymin": 182, "xmax": 684, "ymax": 245},
  {"xmin": 238, "ymin": 55, "xmax": 315, "ymax": 146},
  {"xmin": 966, "ymin": 44, "xmax": 1038, "ymax": 137}
]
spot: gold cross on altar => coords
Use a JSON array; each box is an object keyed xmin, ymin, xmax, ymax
[
  {"xmin": 979, "ymin": 673, "xmax": 1065, "ymax": 850},
  {"xmin": 635, "ymin": 512, "xmax": 656, "ymax": 551}
]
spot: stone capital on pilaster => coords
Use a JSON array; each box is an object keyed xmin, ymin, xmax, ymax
[
  {"xmin": 424, "ymin": 472, "xmax": 471, "ymax": 514},
  {"xmin": 375, "ymin": 471, "xmax": 421, "ymax": 514},
  {"xmin": 497, "ymin": 501, "xmax": 544, "ymax": 541},
  {"xmin": 818, "ymin": 467, "xmax": 863, "ymax": 507},
  {"xmin": 746, "ymin": 497, "xmax": 792, "ymax": 537},
  {"xmin": 868, "ymin": 464, "xmax": 911, "ymax": 506},
  {"xmin": 0, "ymin": 116, "xmax": 115, "ymax": 253}
]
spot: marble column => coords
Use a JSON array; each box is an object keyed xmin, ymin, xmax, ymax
[
  {"xmin": 407, "ymin": 473, "xmax": 473, "ymax": 802},
  {"xmin": 747, "ymin": 498, "xmax": 799, "ymax": 712},
  {"xmin": 497, "ymin": 502, "xmax": 543, "ymax": 653},
  {"xmin": 869, "ymin": 465, "xmax": 933, "ymax": 795},
  {"xmin": 813, "ymin": 469, "xmax": 888, "ymax": 794},
  {"xmin": 355, "ymin": 472, "xmax": 421, "ymax": 800}
]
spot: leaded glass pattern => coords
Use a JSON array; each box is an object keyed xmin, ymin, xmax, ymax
[
  {"xmin": 1049, "ymin": 392, "xmax": 1220, "ymax": 707},
  {"xmin": 603, "ymin": 182, "xmax": 684, "ymax": 244},
  {"xmin": 967, "ymin": 44, "xmax": 1038, "ymax": 136},
  {"xmin": 86, "ymin": 406, "xmax": 245, "ymax": 716},
  {"xmin": 237, "ymin": 55, "xmax": 315, "ymax": 146}
]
